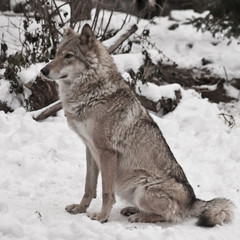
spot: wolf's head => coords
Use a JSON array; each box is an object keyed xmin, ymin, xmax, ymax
[{"xmin": 40, "ymin": 24, "xmax": 103, "ymax": 82}]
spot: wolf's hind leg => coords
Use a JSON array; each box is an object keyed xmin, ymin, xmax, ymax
[
  {"xmin": 66, "ymin": 148, "xmax": 99, "ymax": 214},
  {"xmin": 120, "ymin": 207, "xmax": 140, "ymax": 216},
  {"xmin": 132, "ymin": 186, "xmax": 185, "ymax": 223}
]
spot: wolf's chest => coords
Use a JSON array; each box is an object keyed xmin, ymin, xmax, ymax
[{"xmin": 68, "ymin": 118, "xmax": 100, "ymax": 166}]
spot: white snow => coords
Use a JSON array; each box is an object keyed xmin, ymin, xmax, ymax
[
  {"xmin": 0, "ymin": 5, "xmax": 240, "ymax": 240},
  {"xmin": 224, "ymin": 84, "xmax": 240, "ymax": 100},
  {"xmin": 0, "ymin": 80, "xmax": 21, "ymax": 109},
  {"xmin": 136, "ymin": 82, "xmax": 181, "ymax": 102},
  {"xmin": 112, "ymin": 53, "xmax": 144, "ymax": 74},
  {"xmin": 0, "ymin": 90, "xmax": 239, "ymax": 240},
  {"xmin": 18, "ymin": 63, "xmax": 46, "ymax": 84},
  {"xmin": 0, "ymin": 13, "xmax": 24, "ymax": 54},
  {"xmin": 195, "ymin": 83, "xmax": 218, "ymax": 91},
  {"xmin": 133, "ymin": 10, "xmax": 240, "ymax": 79}
]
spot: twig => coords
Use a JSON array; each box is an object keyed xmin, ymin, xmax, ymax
[
  {"xmin": 52, "ymin": 0, "xmax": 64, "ymax": 26},
  {"xmin": 101, "ymin": 0, "xmax": 120, "ymax": 38},
  {"xmin": 92, "ymin": 2, "xmax": 101, "ymax": 31},
  {"xmin": 136, "ymin": 30, "xmax": 177, "ymax": 66},
  {"xmin": 35, "ymin": 211, "xmax": 42, "ymax": 222},
  {"xmin": 51, "ymin": 1, "xmax": 69, "ymax": 16},
  {"xmin": 219, "ymin": 113, "xmax": 236, "ymax": 128},
  {"xmin": 101, "ymin": 9, "xmax": 114, "ymax": 39},
  {"xmin": 119, "ymin": 1, "xmax": 136, "ymax": 32},
  {"xmin": 97, "ymin": 8, "xmax": 105, "ymax": 37},
  {"xmin": 223, "ymin": 66, "xmax": 229, "ymax": 84}
]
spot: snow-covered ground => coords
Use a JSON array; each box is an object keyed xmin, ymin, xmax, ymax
[
  {"xmin": 1, "ymin": 90, "xmax": 240, "ymax": 240},
  {"xmin": 0, "ymin": 4, "xmax": 240, "ymax": 240}
]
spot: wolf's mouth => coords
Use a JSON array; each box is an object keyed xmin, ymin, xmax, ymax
[
  {"xmin": 60, "ymin": 74, "xmax": 68, "ymax": 79},
  {"xmin": 41, "ymin": 73, "xmax": 68, "ymax": 81}
]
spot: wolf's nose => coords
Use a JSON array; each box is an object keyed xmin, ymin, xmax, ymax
[{"xmin": 40, "ymin": 67, "xmax": 50, "ymax": 76}]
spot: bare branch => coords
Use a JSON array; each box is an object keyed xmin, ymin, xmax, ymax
[
  {"xmin": 219, "ymin": 113, "xmax": 236, "ymax": 128},
  {"xmin": 107, "ymin": 24, "xmax": 138, "ymax": 53},
  {"xmin": 33, "ymin": 101, "xmax": 62, "ymax": 121}
]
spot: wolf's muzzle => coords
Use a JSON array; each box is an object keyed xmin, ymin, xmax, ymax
[{"xmin": 40, "ymin": 67, "xmax": 50, "ymax": 77}]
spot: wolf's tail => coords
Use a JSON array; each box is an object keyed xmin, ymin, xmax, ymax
[{"xmin": 190, "ymin": 198, "xmax": 235, "ymax": 227}]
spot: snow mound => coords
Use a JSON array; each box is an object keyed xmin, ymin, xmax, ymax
[{"xmin": 136, "ymin": 82, "xmax": 181, "ymax": 101}]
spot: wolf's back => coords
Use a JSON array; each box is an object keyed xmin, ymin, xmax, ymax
[{"xmin": 190, "ymin": 198, "xmax": 234, "ymax": 227}]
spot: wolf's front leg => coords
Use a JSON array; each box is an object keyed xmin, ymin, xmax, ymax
[
  {"xmin": 65, "ymin": 147, "xmax": 99, "ymax": 214},
  {"xmin": 88, "ymin": 150, "xmax": 116, "ymax": 223}
]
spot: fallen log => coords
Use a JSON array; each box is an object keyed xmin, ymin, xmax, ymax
[
  {"xmin": 106, "ymin": 24, "xmax": 138, "ymax": 53},
  {"xmin": 25, "ymin": 76, "xmax": 59, "ymax": 111},
  {"xmin": 32, "ymin": 100, "xmax": 62, "ymax": 121}
]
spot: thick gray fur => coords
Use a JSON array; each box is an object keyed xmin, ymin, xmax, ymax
[{"xmin": 40, "ymin": 24, "xmax": 234, "ymax": 226}]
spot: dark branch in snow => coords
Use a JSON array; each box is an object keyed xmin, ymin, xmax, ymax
[
  {"xmin": 33, "ymin": 101, "xmax": 62, "ymax": 121},
  {"xmin": 107, "ymin": 24, "xmax": 138, "ymax": 54}
]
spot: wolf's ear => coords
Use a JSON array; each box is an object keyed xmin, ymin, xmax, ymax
[
  {"xmin": 63, "ymin": 28, "xmax": 76, "ymax": 39},
  {"xmin": 79, "ymin": 24, "xmax": 95, "ymax": 46}
]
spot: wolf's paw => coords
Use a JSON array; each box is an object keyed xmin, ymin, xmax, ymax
[
  {"xmin": 128, "ymin": 213, "xmax": 148, "ymax": 223},
  {"xmin": 65, "ymin": 204, "xmax": 86, "ymax": 214},
  {"xmin": 128, "ymin": 213, "xmax": 165, "ymax": 223},
  {"xmin": 87, "ymin": 212, "xmax": 108, "ymax": 223},
  {"xmin": 121, "ymin": 207, "xmax": 140, "ymax": 217}
]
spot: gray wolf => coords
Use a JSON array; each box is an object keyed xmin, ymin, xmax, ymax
[{"xmin": 40, "ymin": 24, "xmax": 234, "ymax": 226}]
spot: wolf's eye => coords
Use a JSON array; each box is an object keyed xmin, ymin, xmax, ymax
[{"xmin": 64, "ymin": 54, "xmax": 73, "ymax": 59}]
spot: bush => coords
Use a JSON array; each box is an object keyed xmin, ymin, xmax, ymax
[
  {"xmin": 188, "ymin": 0, "xmax": 240, "ymax": 41},
  {"xmin": 0, "ymin": 0, "xmax": 133, "ymax": 111},
  {"xmin": 1, "ymin": 0, "xmax": 62, "ymax": 107}
]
